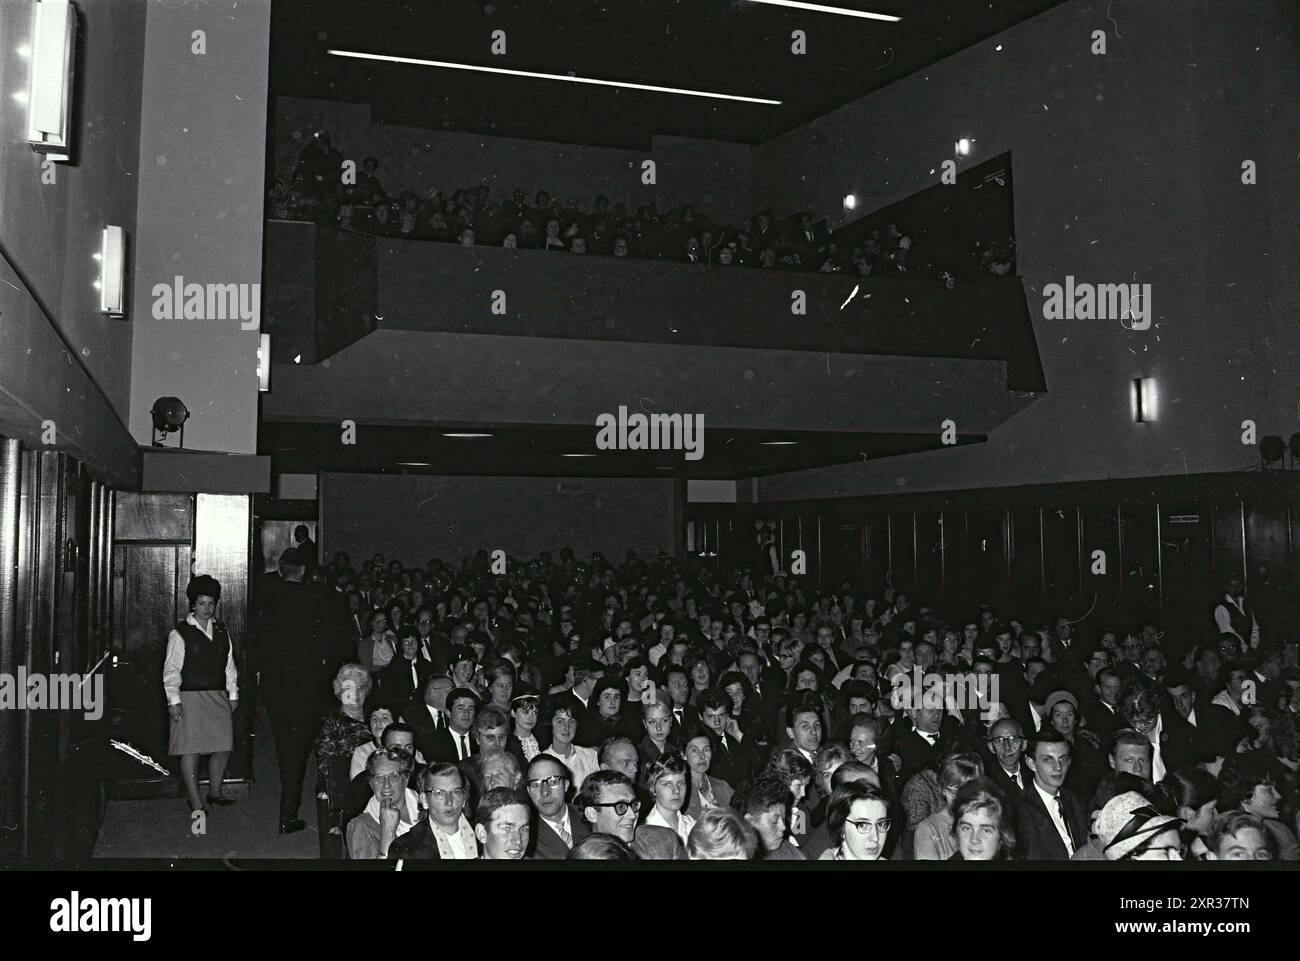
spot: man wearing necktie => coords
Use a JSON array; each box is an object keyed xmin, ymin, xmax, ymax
[
  {"xmin": 1018, "ymin": 730, "xmax": 1086, "ymax": 859},
  {"xmin": 380, "ymin": 631, "xmax": 433, "ymax": 709},
  {"xmin": 986, "ymin": 718, "xmax": 1031, "ymax": 797}
]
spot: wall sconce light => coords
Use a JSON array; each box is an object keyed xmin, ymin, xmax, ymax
[
  {"xmin": 257, "ymin": 333, "xmax": 271, "ymax": 392},
  {"xmin": 1132, "ymin": 377, "xmax": 1157, "ymax": 423},
  {"xmin": 842, "ymin": 194, "xmax": 857, "ymax": 212},
  {"xmin": 96, "ymin": 226, "xmax": 125, "ymax": 316},
  {"xmin": 955, "ymin": 138, "xmax": 972, "ymax": 157},
  {"xmin": 26, "ymin": 0, "xmax": 76, "ymax": 162}
]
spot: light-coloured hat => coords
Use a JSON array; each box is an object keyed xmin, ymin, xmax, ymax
[
  {"xmin": 1096, "ymin": 792, "xmax": 1182, "ymax": 860},
  {"xmin": 1044, "ymin": 690, "xmax": 1079, "ymax": 715}
]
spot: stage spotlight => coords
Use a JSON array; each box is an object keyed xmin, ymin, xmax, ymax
[
  {"xmin": 151, "ymin": 396, "xmax": 189, "ymax": 448},
  {"xmin": 1260, "ymin": 435, "xmax": 1284, "ymax": 469}
]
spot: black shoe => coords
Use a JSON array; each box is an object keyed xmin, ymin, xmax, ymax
[
  {"xmin": 207, "ymin": 795, "xmax": 237, "ymax": 807},
  {"xmin": 278, "ymin": 818, "xmax": 306, "ymax": 834}
]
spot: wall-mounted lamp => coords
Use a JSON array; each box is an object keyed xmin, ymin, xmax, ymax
[
  {"xmin": 1132, "ymin": 377, "xmax": 1158, "ymax": 423},
  {"xmin": 955, "ymin": 138, "xmax": 972, "ymax": 157},
  {"xmin": 96, "ymin": 226, "xmax": 125, "ymax": 316},
  {"xmin": 26, "ymin": 0, "xmax": 76, "ymax": 162},
  {"xmin": 842, "ymin": 194, "xmax": 857, "ymax": 212},
  {"xmin": 257, "ymin": 333, "xmax": 271, "ymax": 392}
]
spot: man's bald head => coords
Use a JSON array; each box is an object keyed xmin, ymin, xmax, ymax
[{"xmin": 990, "ymin": 718, "xmax": 1025, "ymax": 740}]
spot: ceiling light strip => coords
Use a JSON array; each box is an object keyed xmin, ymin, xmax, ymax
[
  {"xmin": 743, "ymin": 0, "xmax": 901, "ymax": 21},
  {"xmin": 326, "ymin": 49, "xmax": 782, "ymax": 105}
]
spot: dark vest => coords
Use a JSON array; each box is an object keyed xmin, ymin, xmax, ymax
[
  {"xmin": 176, "ymin": 620, "xmax": 231, "ymax": 692},
  {"xmin": 1219, "ymin": 596, "xmax": 1254, "ymax": 640}
]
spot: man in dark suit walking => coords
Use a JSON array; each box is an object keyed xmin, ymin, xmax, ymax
[
  {"xmin": 255, "ymin": 547, "xmax": 345, "ymax": 833},
  {"xmin": 1017, "ymin": 729, "xmax": 1087, "ymax": 860},
  {"xmin": 525, "ymin": 755, "xmax": 590, "ymax": 859}
]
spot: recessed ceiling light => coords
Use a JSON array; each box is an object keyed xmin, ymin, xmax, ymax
[
  {"xmin": 327, "ymin": 49, "xmax": 781, "ymax": 105},
  {"xmin": 743, "ymin": 1, "xmax": 901, "ymax": 22},
  {"xmin": 561, "ymin": 453, "xmax": 597, "ymax": 458},
  {"xmin": 442, "ymin": 432, "xmax": 493, "ymax": 439},
  {"xmin": 759, "ymin": 440, "xmax": 800, "ymax": 446},
  {"xmin": 396, "ymin": 462, "xmax": 432, "ymax": 467}
]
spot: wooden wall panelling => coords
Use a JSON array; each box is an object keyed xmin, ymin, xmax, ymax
[
  {"xmin": 1243, "ymin": 498, "xmax": 1292, "ymax": 638},
  {"xmin": 1118, "ymin": 502, "xmax": 1160, "ymax": 628},
  {"xmin": 1041, "ymin": 504, "xmax": 1080, "ymax": 619},
  {"xmin": 1211, "ymin": 500, "xmax": 1246, "ymax": 591},
  {"xmin": 914, "ymin": 510, "xmax": 944, "ymax": 601},
  {"xmin": 887, "ymin": 511, "xmax": 916, "ymax": 596},
  {"xmin": 1159, "ymin": 501, "xmax": 1214, "ymax": 644},
  {"xmin": 1080, "ymin": 503, "xmax": 1123, "ymax": 634}
]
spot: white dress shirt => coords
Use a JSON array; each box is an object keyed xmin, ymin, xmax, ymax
[
  {"xmin": 646, "ymin": 806, "xmax": 696, "ymax": 846},
  {"xmin": 1033, "ymin": 780, "xmax": 1074, "ymax": 855},
  {"xmin": 541, "ymin": 807, "xmax": 575, "ymax": 848},
  {"xmin": 162, "ymin": 614, "xmax": 239, "ymax": 705},
  {"xmin": 1149, "ymin": 714, "xmax": 1167, "ymax": 783},
  {"xmin": 543, "ymin": 745, "xmax": 599, "ymax": 790}
]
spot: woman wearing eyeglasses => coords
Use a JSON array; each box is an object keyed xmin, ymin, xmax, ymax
[
  {"xmin": 1094, "ymin": 791, "xmax": 1185, "ymax": 861},
  {"xmin": 819, "ymin": 782, "xmax": 892, "ymax": 861}
]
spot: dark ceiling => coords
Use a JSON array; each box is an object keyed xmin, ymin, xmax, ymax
[
  {"xmin": 270, "ymin": 0, "xmax": 1064, "ymax": 149},
  {"xmin": 259, "ymin": 421, "xmax": 986, "ymax": 479}
]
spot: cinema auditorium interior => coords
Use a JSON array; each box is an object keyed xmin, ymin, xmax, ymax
[{"xmin": 0, "ymin": 0, "xmax": 1297, "ymax": 870}]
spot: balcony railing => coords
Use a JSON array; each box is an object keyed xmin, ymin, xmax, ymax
[{"xmin": 263, "ymin": 221, "xmax": 1044, "ymax": 391}]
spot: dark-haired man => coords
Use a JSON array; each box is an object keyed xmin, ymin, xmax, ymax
[
  {"xmin": 475, "ymin": 787, "xmax": 532, "ymax": 860},
  {"xmin": 1017, "ymin": 730, "xmax": 1086, "ymax": 860},
  {"xmin": 526, "ymin": 754, "xmax": 589, "ymax": 859},
  {"xmin": 381, "ymin": 629, "xmax": 434, "ymax": 709},
  {"xmin": 698, "ymin": 688, "xmax": 754, "ymax": 787},
  {"xmin": 577, "ymin": 770, "xmax": 684, "ymax": 859},
  {"xmin": 427, "ymin": 687, "xmax": 479, "ymax": 763}
]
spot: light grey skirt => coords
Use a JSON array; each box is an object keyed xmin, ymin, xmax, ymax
[{"xmin": 169, "ymin": 690, "xmax": 233, "ymax": 756}]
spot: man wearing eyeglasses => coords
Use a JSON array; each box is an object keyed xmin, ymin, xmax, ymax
[
  {"xmin": 985, "ymin": 718, "xmax": 1032, "ymax": 798},
  {"xmin": 577, "ymin": 770, "xmax": 685, "ymax": 859},
  {"xmin": 527, "ymin": 755, "xmax": 589, "ymax": 859},
  {"xmin": 388, "ymin": 762, "xmax": 478, "ymax": 861}
]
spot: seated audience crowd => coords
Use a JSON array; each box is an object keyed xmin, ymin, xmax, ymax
[
  {"xmin": 290, "ymin": 544, "xmax": 1299, "ymax": 863},
  {"xmin": 271, "ymin": 129, "xmax": 1015, "ymax": 282}
]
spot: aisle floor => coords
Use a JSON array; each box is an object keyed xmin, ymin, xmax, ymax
[{"xmin": 93, "ymin": 707, "xmax": 319, "ymax": 861}]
